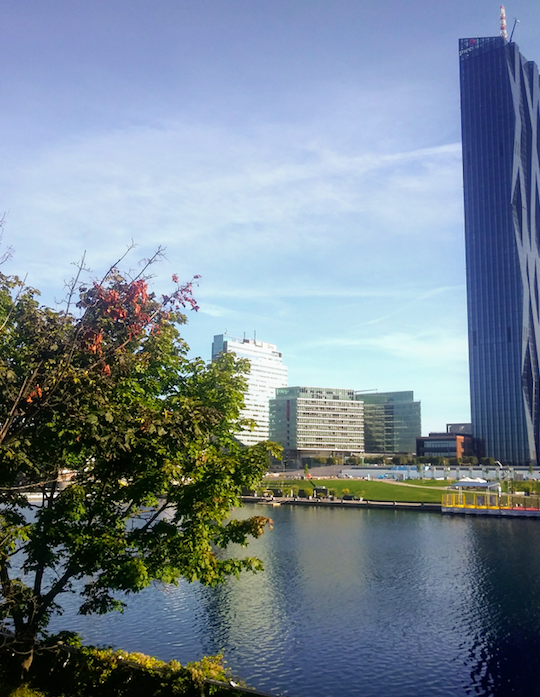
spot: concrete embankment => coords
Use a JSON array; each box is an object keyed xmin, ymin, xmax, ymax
[{"xmin": 242, "ymin": 496, "xmax": 442, "ymax": 513}]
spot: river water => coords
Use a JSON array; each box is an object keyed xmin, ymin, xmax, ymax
[{"xmin": 50, "ymin": 504, "xmax": 540, "ymax": 696}]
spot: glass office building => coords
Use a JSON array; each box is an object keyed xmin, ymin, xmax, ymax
[
  {"xmin": 357, "ymin": 391, "xmax": 421, "ymax": 454},
  {"xmin": 460, "ymin": 36, "xmax": 540, "ymax": 464}
]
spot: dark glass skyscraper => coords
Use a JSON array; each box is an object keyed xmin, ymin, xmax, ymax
[{"xmin": 460, "ymin": 36, "xmax": 540, "ymax": 464}]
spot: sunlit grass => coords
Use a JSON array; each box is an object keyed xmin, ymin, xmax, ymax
[{"xmin": 262, "ymin": 478, "xmax": 444, "ymax": 503}]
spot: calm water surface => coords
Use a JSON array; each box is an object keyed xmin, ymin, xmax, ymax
[{"xmin": 51, "ymin": 505, "xmax": 540, "ymax": 696}]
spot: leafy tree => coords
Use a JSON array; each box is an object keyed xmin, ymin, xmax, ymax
[
  {"xmin": 364, "ymin": 456, "xmax": 383, "ymax": 464},
  {"xmin": 0, "ymin": 253, "xmax": 279, "ymax": 677}
]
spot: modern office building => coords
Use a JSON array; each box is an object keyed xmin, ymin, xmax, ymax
[
  {"xmin": 446, "ymin": 423, "xmax": 472, "ymax": 435},
  {"xmin": 356, "ymin": 391, "xmax": 421, "ymax": 454},
  {"xmin": 416, "ymin": 432, "xmax": 477, "ymax": 460},
  {"xmin": 269, "ymin": 387, "xmax": 364, "ymax": 466},
  {"xmin": 459, "ymin": 25, "xmax": 540, "ymax": 464},
  {"xmin": 212, "ymin": 334, "xmax": 287, "ymax": 446}
]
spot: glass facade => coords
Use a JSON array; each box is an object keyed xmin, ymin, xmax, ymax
[
  {"xmin": 416, "ymin": 433, "xmax": 475, "ymax": 459},
  {"xmin": 357, "ymin": 391, "xmax": 421, "ymax": 454},
  {"xmin": 460, "ymin": 37, "xmax": 540, "ymax": 464}
]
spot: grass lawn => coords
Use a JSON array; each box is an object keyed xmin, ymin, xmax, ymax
[
  {"xmin": 263, "ymin": 478, "xmax": 444, "ymax": 503},
  {"xmin": 403, "ymin": 479, "xmax": 451, "ymax": 487}
]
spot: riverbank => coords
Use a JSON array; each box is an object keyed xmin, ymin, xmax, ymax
[
  {"xmin": 243, "ymin": 495, "xmax": 442, "ymax": 513},
  {"xmin": 260, "ymin": 478, "xmax": 444, "ymax": 503}
]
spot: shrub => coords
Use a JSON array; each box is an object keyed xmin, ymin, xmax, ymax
[{"xmin": 0, "ymin": 637, "xmax": 236, "ymax": 697}]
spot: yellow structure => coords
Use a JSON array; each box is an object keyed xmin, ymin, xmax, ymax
[{"xmin": 442, "ymin": 491, "xmax": 540, "ymax": 517}]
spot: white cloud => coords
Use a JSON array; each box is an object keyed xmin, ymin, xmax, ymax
[
  {"xmin": 4, "ymin": 120, "xmax": 464, "ymax": 286},
  {"xmin": 303, "ymin": 330, "xmax": 468, "ymax": 363},
  {"xmin": 2, "ymin": 93, "xmax": 469, "ymax": 434}
]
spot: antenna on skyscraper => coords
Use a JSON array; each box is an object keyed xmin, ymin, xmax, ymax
[
  {"xmin": 509, "ymin": 18, "xmax": 520, "ymax": 42},
  {"xmin": 500, "ymin": 5, "xmax": 508, "ymax": 41}
]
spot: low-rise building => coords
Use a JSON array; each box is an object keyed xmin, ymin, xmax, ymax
[
  {"xmin": 446, "ymin": 423, "xmax": 472, "ymax": 435},
  {"xmin": 416, "ymin": 432, "xmax": 477, "ymax": 459}
]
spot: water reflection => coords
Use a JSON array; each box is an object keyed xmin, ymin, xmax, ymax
[
  {"xmin": 464, "ymin": 519, "xmax": 540, "ymax": 695},
  {"xmin": 50, "ymin": 505, "xmax": 540, "ymax": 696}
]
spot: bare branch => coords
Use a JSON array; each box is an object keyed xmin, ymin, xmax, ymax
[
  {"xmin": 130, "ymin": 245, "xmax": 166, "ymax": 283},
  {"xmin": 62, "ymin": 251, "xmax": 88, "ymax": 318},
  {"xmin": 0, "ymin": 213, "xmax": 13, "ymax": 266}
]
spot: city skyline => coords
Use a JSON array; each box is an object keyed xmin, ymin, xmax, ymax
[{"xmin": 4, "ymin": 2, "xmax": 540, "ymax": 435}]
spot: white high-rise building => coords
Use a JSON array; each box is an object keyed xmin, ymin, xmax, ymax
[{"xmin": 212, "ymin": 334, "xmax": 288, "ymax": 446}]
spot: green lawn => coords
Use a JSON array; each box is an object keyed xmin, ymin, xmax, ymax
[
  {"xmin": 403, "ymin": 479, "xmax": 450, "ymax": 487},
  {"xmin": 263, "ymin": 478, "xmax": 444, "ymax": 503}
]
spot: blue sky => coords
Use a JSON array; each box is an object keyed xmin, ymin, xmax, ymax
[{"xmin": 3, "ymin": 0, "xmax": 540, "ymax": 435}]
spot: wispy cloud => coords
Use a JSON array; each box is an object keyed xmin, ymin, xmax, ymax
[
  {"xmin": 4, "ymin": 120, "xmax": 464, "ymax": 288},
  {"xmin": 2, "ymin": 72, "xmax": 468, "ymax": 436},
  {"xmin": 302, "ymin": 330, "xmax": 468, "ymax": 363}
]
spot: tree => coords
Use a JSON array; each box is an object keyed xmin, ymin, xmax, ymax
[{"xmin": 0, "ymin": 253, "xmax": 279, "ymax": 677}]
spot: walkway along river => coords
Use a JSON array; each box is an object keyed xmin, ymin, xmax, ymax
[{"xmin": 50, "ymin": 503, "xmax": 540, "ymax": 697}]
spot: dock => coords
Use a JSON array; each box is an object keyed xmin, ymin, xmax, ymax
[{"xmin": 442, "ymin": 491, "xmax": 540, "ymax": 517}]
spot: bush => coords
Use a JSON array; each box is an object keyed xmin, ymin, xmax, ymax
[
  {"xmin": 298, "ymin": 487, "xmax": 313, "ymax": 498},
  {"xmin": 0, "ymin": 635, "xmax": 239, "ymax": 697}
]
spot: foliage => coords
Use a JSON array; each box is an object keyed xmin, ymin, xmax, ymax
[
  {"xmin": 391, "ymin": 456, "xmax": 410, "ymax": 466},
  {"xmin": 1, "ymin": 687, "xmax": 46, "ymax": 697},
  {"xmin": 0, "ymin": 633, "xmax": 246, "ymax": 697},
  {"xmin": 0, "ymin": 252, "xmax": 279, "ymax": 677},
  {"xmin": 363, "ymin": 456, "xmax": 385, "ymax": 464}
]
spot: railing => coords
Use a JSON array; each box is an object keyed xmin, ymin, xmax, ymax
[{"xmin": 442, "ymin": 492, "xmax": 540, "ymax": 511}]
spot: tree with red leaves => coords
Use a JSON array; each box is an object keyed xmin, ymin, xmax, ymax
[{"xmin": 0, "ymin": 250, "xmax": 279, "ymax": 679}]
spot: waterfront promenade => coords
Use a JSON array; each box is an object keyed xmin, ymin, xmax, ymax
[{"xmin": 242, "ymin": 495, "xmax": 442, "ymax": 513}]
